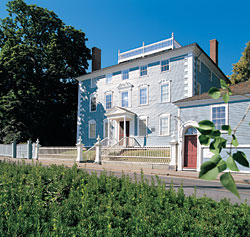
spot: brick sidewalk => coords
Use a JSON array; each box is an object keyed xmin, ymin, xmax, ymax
[{"xmin": 0, "ymin": 156, "xmax": 250, "ymax": 185}]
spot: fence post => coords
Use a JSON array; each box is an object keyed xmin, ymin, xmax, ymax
[
  {"xmin": 27, "ymin": 140, "xmax": 32, "ymax": 159},
  {"xmin": 76, "ymin": 137, "xmax": 83, "ymax": 163},
  {"xmin": 169, "ymin": 137, "xmax": 178, "ymax": 170},
  {"xmin": 95, "ymin": 135, "xmax": 102, "ymax": 165},
  {"xmin": 12, "ymin": 141, "xmax": 16, "ymax": 158},
  {"xmin": 34, "ymin": 139, "xmax": 40, "ymax": 160}
]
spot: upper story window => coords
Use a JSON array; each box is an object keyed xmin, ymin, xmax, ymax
[
  {"xmin": 211, "ymin": 105, "xmax": 228, "ymax": 130},
  {"xmin": 88, "ymin": 120, "xmax": 96, "ymax": 139},
  {"xmin": 159, "ymin": 114, "xmax": 170, "ymax": 136},
  {"xmin": 105, "ymin": 93, "xmax": 112, "ymax": 110},
  {"xmin": 122, "ymin": 69, "xmax": 129, "ymax": 80},
  {"xmin": 160, "ymin": 82, "xmax": 170, "ymax": 103},
  {"xmin": 91, "ymin": 77, "xmax": 97, "ymax": 88},
  {"xmin": 138, "ymin": 116, "xmax": 147, "ymax": 136},
  {"xmin": 139, "ymin": 87, "xmax": 148, "ymax": 105},
  {"xmin": 90, "ymin": 94, "xmax": 96, "ymax": 112},
  {"xmin": 121, "ymin": 91, "xmax": 128, "ymax": 107},
  {"xmin": 106, "ymin": 74, "xmax": 112, "ymax": 84},
  {"xmin": 103, "ymin": 120, "xmax": 108, "ymax": 138},
  {"xmin": 140, "ymin": 65, "xmax": 147, "ymax": 76},
  {"xmin": 209, "ymin": 70, "xmax": 212, "ymax": 81},
  {"xmin": 161, "ymin": 59, "xmax": 170, "ymax": 72}
]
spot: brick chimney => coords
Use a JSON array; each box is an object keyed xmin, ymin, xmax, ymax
[
  {"xmin": 92, "ymin": 47, "xmax": 101, "ymax": 71},
  {"xmin": 210, "ymin": 39, "xmax": 218, "ymax": 65}
]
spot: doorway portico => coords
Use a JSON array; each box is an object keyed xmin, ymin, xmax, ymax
[{"xmin": 105, "ymin": 106, "xmax": 135, "ymax": 146}]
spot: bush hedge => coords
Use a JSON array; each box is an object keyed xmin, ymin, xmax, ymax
[{"xmin": 0, "ymin": 160, "xmax": 249, "ymax": 236}]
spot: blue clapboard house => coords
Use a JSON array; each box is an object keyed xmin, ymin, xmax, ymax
[{"xmin": 76, "ymin": 34, "xmax": 229, "ymax": 168}]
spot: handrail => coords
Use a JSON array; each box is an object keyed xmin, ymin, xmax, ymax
[{"xmin": 118, "ymin": 35, "xmax": 181, "ymax": 63}]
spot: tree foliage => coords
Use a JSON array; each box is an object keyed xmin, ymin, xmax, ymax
[
  {"xmin": 231, "ymin": 41, "xmax": 250, "ymax": 84},
  {"xmin": 0, "ymin": 0, "xmax": 91, "ymax": 145}
]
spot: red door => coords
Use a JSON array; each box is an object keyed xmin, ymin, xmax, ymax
[
  {"xmin": 184, "ymin": 135, "xmax": 197, "ymax": 168},
  {"xmin": 119, "ymin": 121, "xmax": 130, "ymax": 141}
]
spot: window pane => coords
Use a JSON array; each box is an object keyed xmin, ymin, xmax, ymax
[
  {"xmin": 122, "ymin": 70, "xmax": 129, "ymax": 80},
  {"xmin": 106, "ymin": 74, "xmax": 112, "ymax": 84},
  {"xmin": 161, "ymin": 84, "xmax": 169, "ymax": 102},
  {"xmin": 122, "ymin": 91, "xmax": 128, "ymax": 107},
  {"xmin": 91, "ymin": 96, "xmax": 96, "ymax": 111},
  {"xmin": 104, "ymin": 121, "xmax": 108, "ymax": 138},
  {"xmin": 160, "ymin": 117, "xmax": 169, "ymax": 135},
  {"xmin": 140, "ymin": 65, "xmax": 147, "ymax": 76},
  {"xmin": 212, "ymin": 106, "xmax": 226, "ymax": 130},
  {"xmin": 89, "ymin": 123, "xmax": 96, "ymax": 138},
  {"xmin": 106, "ymin": 94, "xmax": 112, "ymax": 109},
  {"xmin": 140, "ymin": 88, "xmax": 147, "ymax": 105},
  {"xmin": 139, "ymin": 119, "xmax": 147, "ymax": 136},
  {"xmin": 161, "ymin": 60, "xmax": 169, "ymax": 72}
]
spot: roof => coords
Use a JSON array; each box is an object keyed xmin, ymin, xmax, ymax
[
  {"xmin": 174, "ymin": 81, "xmax": 250, "ymax": 104},
  {"xmin": 77, "ymin": 42, "xmax": 229, "ymax": 83}
]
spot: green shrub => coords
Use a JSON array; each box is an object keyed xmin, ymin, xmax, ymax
[{"xmin": 0, "ymin": 160, "xmax": 249, "ymax": 236}]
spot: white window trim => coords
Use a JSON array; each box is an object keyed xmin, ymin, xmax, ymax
[
  {"xmin": 104, "ymin": 91, "xmax": 113, "ymax": 110},
  {"xmin": 89, "ymin": 93, "xmax": 97, "ymax": 112},
  {"xmin": 106, "ymin": 74, "xmax": 112, "ymax": 84},
  {"xmin": 140, "ymin": 65, "xmax": 148, "ymax": 77},
  {"xmin": 138, "ymin": 85, "xmax": 149, "ymax": 106},
  {"xmin": 159, "ymin": 114, "xmax": 170, "ymax": 136},
  {"xmin": 137, "ymin": 116, "xmax": 148, "ymax": 137},
  {"xmin": 159, "ymin": 81, "xmax": 171, "ymax": 103},
  {"xmin": 88, "ymin": 119, "xmax": 96, "ymax": 139},
  {"xmin": 210, "ymin": 104, "xmax": 229, "ymax": 131},
  {"xmin": 121, "ymin": 90, "xmax": 129, "ymax": 108},
  {"xmin": 161, "ymin": 59, "xmax": 170, "ymax": 73}
]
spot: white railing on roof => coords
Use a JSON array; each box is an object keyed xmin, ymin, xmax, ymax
[{"xmin": 118, "ymin": 33, "xmax": 181, "ymax": 63}]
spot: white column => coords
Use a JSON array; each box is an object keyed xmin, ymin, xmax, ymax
[
  {"xmin": 76, "ymin": 137, "xmax": 83, "ymax": 163},
  {"xmin": 95, "ymin": 135, "xmax": 102, "ymax": 165},
  {"xmin": 34, "ymin": 138, "xmax": 40, "ymax": 160},
  {"xmin": 123, "ymin": 116, "xmax": 126, "ymax": 146},
  {"xmin": 169, "ymin": 137, "xmax": 178, "ymax": 169},
  {"xmin": 107, "ymin": 119, "xmax": 110, "ymax": 146}
]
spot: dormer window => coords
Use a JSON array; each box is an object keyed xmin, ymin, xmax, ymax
[{"xmin": 140, "ymin": 65, "xmax": 147, "ymax": 76}]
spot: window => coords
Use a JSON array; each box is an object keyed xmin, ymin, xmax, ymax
[
  {"xmin": 197, "ymin": 82, "xmax": 201, "ymax": 95},
  {"xmin": 140, "ymin": 65, "xmax": 147, "ymax": 76},
  {"xmin": 121, "ymin": 91, "xmax": 128, "ymax": 107},
  {"xmin": 211, "ymin": 105, "xmax": 227, "ymax": 130},
  {"xmin": 209, "ymin": 70, "xmax": 212, "ymax": 81},
  {"xmin": 197, "ymin": 59, "xmax": 201, "ymax": 72},
  {"xmin": 159, "ymin": 114, "xmax": 170, "ymax": 136},
  {"xmin": 104, "ymin": 120, "xmax": 108, "ymax": 138},
  {"xmin": 122, "ymin": 69, "xmax": 129, "ymax": 80},
  {"xmin": 105, "ymin": 93, "xmax": 112, "ymax": 109},
  {"xmin": 138, "ymin": 117, "xmax": 147, "ymax": 136},
  {"xmin": 139, "ymin": 87, "xmax": 148, "ymax": 105},
  {"xmin": 88, "ymin": 120, "xmax": 96, "ymax": 139},
  {"xmin": 91, "ymin": 77, "xmax": 97, "ymax": 88},
  {"xmin": 160, "ymin": 83, "xmax": 170, "ymax": 103},
  {"xmin": 106, "ymin": 74, "xmax": 112, "ymax": 84},
  {"xmin": 90, "ymin": 94, "xmax": 96, "ymax": 112},
  {"xmin": 161, "ymin": 59, "xmax": 170, "ymax": 72}
]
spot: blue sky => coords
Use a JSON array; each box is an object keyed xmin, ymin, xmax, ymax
[{"xmin": 0, "ymin": 0, "xmax": 249, "ymax": 76}]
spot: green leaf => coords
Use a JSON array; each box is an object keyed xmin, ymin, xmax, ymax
[
  {"xmin": 198, "ymin": 120, "xmax": 215, "ymax": 130},
  {"xmin": 222, "ymin": 93, "xmax": 230, "ymax": 103},
  {"xmin": 208, "ymin": 87, "xmax": 221, "ymax": 99},
  {"xmin": 199, "ymin": 135, "xmax": 210, "ymax": 145},
  {"xmin": 210, "ymin": 137, "xmax": 227, "ymax": 154},
  {"xmin": 227, "ymin": 156, "xmax": 239, "ymax": 171},
  {"xmin": 220, "ymin": 173, "xmax": 240, "ymax": 198},
  {"xmin": 210, "ymin": 154, "xmax": 222, "ymax": 164},
  {"xmin": 232, "ymin": 151, "xmax": 249, "ymax": 167},
  {"xmin": 199, "ymin": 161, "xmax": 218, "ymax": 180},
  {"xmin": 197, "ymin": 127, "xmax": 213, "ymax": 136},
  {"xmin": 232, "ymin": 134, "xmax": 238, "ymax": 147},
  {"xmin": 222, "ymin": 125, "xmax": 232, "ymax": 135},
  {"xmin": 217, "ymin": 160, "xmax": 227, "ymax": 172},
  {"xmin": 210, "ymin": 129, "xmax": 221, "ymax": 138},
  {"xmin": 220, "ymin": 79, "xmax": 228, "ymax": 89}
]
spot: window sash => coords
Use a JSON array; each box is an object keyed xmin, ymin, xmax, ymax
[
  {"xmin": 90, "ymin": 96, "xmax": 96, "ymax": 111},
  {"xmin": 121, "ymin": 91, "xmax": 128, "ymax": 107},
  {"xmin": 160, "ymin": 117, "xmax": 169, "ymax": 135},
  {"xmin": 106, "ymin": 74, "xmax": 112, "ymax": 84},
  {"xmin": 139, "ymin": 119, "xmax": 147, "ymax": 136},
  {"xmin": 140, "ymin": 65, "xmax": 147, "ymax": 76},
  {"xmin": 89, "ymin": 123, "xmax": 96, "ymax": 138},
  {"xmin": 140, "ymin": 88, "xmax": 147, "ymax": 105},
  {"xmin": 105, "ymin": 94, "xmax": 112, "ymax": 109},
  {"xmin": 161, "ymin": 60, "xmax": 169, "ymax": 72},
  {"xmin": 161, "ymin": 84, "xmax": 169, "ymax": 102},
  {"xmin": 122, "ymin": 70, "xmax": 129, "ymax": 80},
  {"xmin": 212, "ymin": 106, "xmax": 226, "ymax": 130},
  {"xmin": 104, "ymin": 121, "xmax": 108, "ymax": 138}
]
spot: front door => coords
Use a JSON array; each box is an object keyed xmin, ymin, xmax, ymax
[
  {"xmin": 119, "ymin": 121, "xmax": 130, "ymax": 142},
  {"xmin": 184, "ymin": 135, "xmax": 197, "ymax": 168}
]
